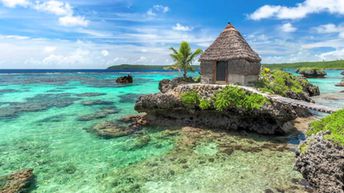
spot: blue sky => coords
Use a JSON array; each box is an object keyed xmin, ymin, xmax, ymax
[{"xmin": 0, "ymin": 0, "xmax": 344, "ymax": 69}]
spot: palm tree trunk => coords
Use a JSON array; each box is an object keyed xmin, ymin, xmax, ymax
[{"xmin": 183, "ymin": 70, "xmax": 187, "ymax": 78}]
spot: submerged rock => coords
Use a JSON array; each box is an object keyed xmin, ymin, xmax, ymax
[
  {"xmin": 77, "ymin": 107, "xmax": 118, "ymax": 121},
  {"xmin": 0, "ymin": 169, "xmax": 35, "ymax": 193},
  {"xmin": 0, "ymin": 93, "xmax": 79, "ymax": 118},
  {"xmin": 119, "ymin": 113, "xmax": 149, "ymax": 129},
  {"xmin": 297, "ymin": 68, "xmax": 327, "ymax": 78},
  {"xmin": 119, "ymin": 93, "xmax": 141, "ymax": 103},
  {"xmin": 75, "ymin": 92, "xmax": 106, "ymax": 97},
  {"xmin": 86, "ymin": 121, "xmax": 136, "ymax": 139},
  {"xmin": 116, "ymin": 75, "xmax": 133, "ymax": 84},
  {"xmin": 295, "ymin": 132, "xmax": 344, "ymax": 193},
  {"xmin": 0, "ymin": 89, "xmax": 18, "ymax": 95},
  {"xmin": 81, "ymin": 100, "xmax": 113, "ymax": 106},
  {"xmin": 159, "ymin": 77, "xmax": 196, "ymax": 93}
]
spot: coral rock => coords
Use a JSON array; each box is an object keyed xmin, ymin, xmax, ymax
[
  {"xmin": 295, "ymin": 132, "xmax": 344, "ymax": 193},
  {"xmin": 0, "ymin": 169, "xmax": 35, "ymax": 193},
  {"xmin": 116, "ymin": 75, "xmax": 133, "ymax": 84}
]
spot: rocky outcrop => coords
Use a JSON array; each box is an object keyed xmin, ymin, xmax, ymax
[
  {"xmin": 0, "ymin": 169, "xmax": 35, "ymax": 193},
  {"xmin": 116, "ymin": 75, "xmax": 133, "ymax": 84},
  {"xmin": 336, "ymin": 81, "xmax": 344, "ymax": 87},
  {"xmin": 295, "ymin": 132, "xmax": 344, "ymax": 193},
  {"xmin": 135, "ymin": 84, "xmax": 310, "ymax": 135},
  {"xmin": 296, "ymin": 77, "xmax": 320, "ymax": 97},
  {"xmin": 297, "ymin": 68, "xmax": 327, "ymax": 78},
  {"xmin": 159, "ymin": 77, "xmax": 196, "ymax": 93}
]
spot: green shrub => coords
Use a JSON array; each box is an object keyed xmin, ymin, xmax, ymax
[
  {"xmin": 180, "ymin": 91, "xmax": 200, "ymax": 107},
  {"xmin": 199, "ymin": 99, "xmax": 211, "ymax": 110},
  {"xmin": 257, "ymin": 68, "xmax": 304, "ymax": 96},
  {"xmin": 214, "ymin": 86, "xmax": 269, "ymax": 111},
  {"xmin": 193, "ymin": 75, "xmax": 201, "ymax": 83},
  {"xmin": 307, "ymin": 109, "xmax": 344, "ymax": 146}
]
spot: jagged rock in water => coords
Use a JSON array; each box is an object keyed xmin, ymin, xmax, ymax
[
  {"xmin": 296, "ymin": 68, "xmax": 327, "ymax": 78},
  {"xmin": 159, "ymin": 77, "xmax": 196, "ymax": 93},
  {"xmin": 116, "ymin": 75, "xmax": 133, "ymax": 84},
  {"xmin": 336, "ymin": 81, "xmax": 344, "ymax": 87},
  {"xmin": 296, "ymin": 76, "xmax": 320, "ymax": 97},
  {"xmin": 119, "ymin": 113, "xmax": 149, "ymax": 129},
  {"xmin": 135, "ymin": 85, "xmax": 310, "ymax": 135},
  {"xmin": 295, "ymin": 132, "xmax": 344, "ymax": 193},
  {"xmin": 341, "ymin": 71, "xmax": 344, "ymax": 75},
  {"xmin": 86, "ymin": 121, "xmax": 136, "ymax": 139},
  {"xmin": 0, "ymin": 169, "xmax": 35, "ymax": 193}
]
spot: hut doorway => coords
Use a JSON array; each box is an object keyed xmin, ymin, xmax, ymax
[{"xmin": 216, "ymin": 61, "xmax": 227, "ymax": 82}]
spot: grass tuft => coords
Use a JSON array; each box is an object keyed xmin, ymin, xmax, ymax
[{"xmin": 307, "ymin": 109, "xmax": 344, "ymax": 146}]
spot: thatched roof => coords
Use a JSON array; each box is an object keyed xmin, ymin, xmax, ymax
[{"xmin": 200, "ymin": 23, "xmax": 261, "ymax": 62}]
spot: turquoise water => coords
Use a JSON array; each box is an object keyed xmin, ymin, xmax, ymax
[{"xmin": 0, "ymin": 70, "xmax": 343, "ymax": 193}]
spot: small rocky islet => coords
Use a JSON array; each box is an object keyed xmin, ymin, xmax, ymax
[
  {"xmin": 296, "ymin": 68, "xmax": 327, "ymax": 78},
  {"xmin": 131, "ymin": 70, "xmax": 343, "ymax": 192}
]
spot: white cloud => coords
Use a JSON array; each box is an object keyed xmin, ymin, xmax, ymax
[
  {"xmin": 0, "ymin": 0, "xmax": 29, "ymax": 8},
  {"xmin": 101, "ymin": 50, "xmax": 109, "ymax": 56},
  {"xmin": 172, "ymin": 23, "xmax": 192, "ymax": 31},
  {"xmin": 146, "ymin": 5, "xmax": 169, "ymax": 16},
  {"xmin": 280, "ymin": 23, "xmax": 297, "ymax": 33},
  {"xmin": 42, "ymin": 49, "xmax": 90, "ymax": 66},
  {"xmin": 319, "ymin": 48, "xmax": 344, "ymax": 60},
  {"xmin": 0, "ymin": 0, "xmax": 89, "ymax": 28},
  {"xmin": 314, "ymin": 23, "xmax": 344, "ymax": 38},
  {"xmin": 0, "ymin": 35, "xmax": 174, "ymax": 68},
  {"xmin": 249, "ymin": 5, "xmax": 282, "ymax": 21},
  {"xmin": 44, "ymin": 46, "xmax": 56, "ymax": 53},
  {"xmin": 249, "ymin": 0, "xmax": 344, "ymax": 20},
  {"xmin": 34, "ymin": 0, "xmax": 73, "ymax": 16},
  {"xmin": 58, "ymin": 16, "xmax": 89, "ymax": 27}
]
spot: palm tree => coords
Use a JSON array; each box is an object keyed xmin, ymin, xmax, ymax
[{"xmin": 168, "ymin": 41, "xmax": 202, "ymax": 78}]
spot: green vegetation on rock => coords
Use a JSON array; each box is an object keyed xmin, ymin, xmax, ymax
[
  {"xmin": 263, "ymin": 60, "xmax": 344, "ymax": 70},
  {"xmin": 180, "ymin": 91, "xmax": 200, "ymax": 107},
  {"xmin": 214, "ymin": 86, "xmax": 270, "ymax": 111},
  {"xmin": 181, "ymin": 86, "xmax": 269, "ymax": 111},
  {"xmin": 257, "ymin": 68, "xmax": 305, "ymax": 96},
  {"xmin": 307, "ymin": 109, "xmax": 344, "ymax": 146},
  {"xmin": 199, "ymin": 99, "xmax": 211, "ymax": 110}
]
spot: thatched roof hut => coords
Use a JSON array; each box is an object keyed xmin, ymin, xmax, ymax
[{"xmin": 200, "ymin": 23, "xmax": 261, "ymax": 85}]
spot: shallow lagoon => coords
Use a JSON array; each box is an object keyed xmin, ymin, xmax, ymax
[{"xmin": 0, "ymin": 69, "xmax": 343, "ymax": 193}]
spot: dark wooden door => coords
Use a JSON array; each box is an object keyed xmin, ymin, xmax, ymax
[{"xmin": 216, "ymin": 61, "xmax": 227, "ymax": 81}]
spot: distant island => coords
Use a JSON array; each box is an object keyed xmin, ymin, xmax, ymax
[
  {"xmin": 108, "ymin": 60, "xmax": 344, "ymax": 71},
  {"xmin": 107, "ymin": 64, "xmax": 200, "ymax": 71},
  {"xmin": 263, "ymin": 60, "xmax": 344, "ymax": 69}
]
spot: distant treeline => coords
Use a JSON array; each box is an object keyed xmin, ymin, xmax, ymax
[
  {"xmin": 108, "ymin": 60, "xmax": 344, "ymax": 71},
  {"xmin": 263, "ymin": 60, "xmax": 344, "ymax": 69},
  {"xmin": 107, "ymin": 64, "xmax": 200, "ymax": 70}
]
